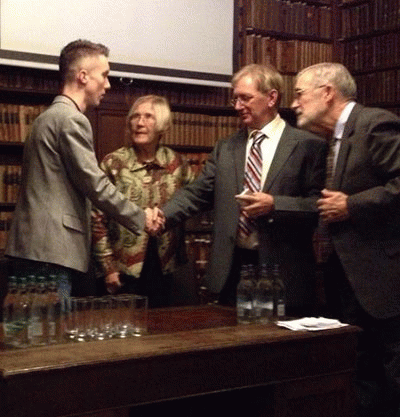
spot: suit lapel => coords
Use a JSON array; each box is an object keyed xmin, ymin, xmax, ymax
[
  {"xmin": 333, "ymin": 104, "xmax": 362, "ymax": 189},
  {"xmin": 263, "ymin": 125, "xmax": 297, "ymax": 191},
  {"xmin": 232, "ymin": 128, "xmax": 248, "ymax": 192}
]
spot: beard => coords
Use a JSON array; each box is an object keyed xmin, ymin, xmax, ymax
[{"xmin": 295, "ymin": 106, "xmax": 329, "ymax": 137}]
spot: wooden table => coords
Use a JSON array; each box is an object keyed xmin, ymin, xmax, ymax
[{"xmin": 0, "ymin": 305, "xmax": 358, "ymax": 417}]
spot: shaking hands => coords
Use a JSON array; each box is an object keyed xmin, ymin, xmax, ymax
[{"xmin": 144, "ymin": 207, "xmax": 165, "ymax": 236}]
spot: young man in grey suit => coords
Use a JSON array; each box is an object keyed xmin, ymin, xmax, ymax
[
  {"xmin": 162, "ymin": 64, "xmax": 326, "ymax": 315},
  {"xmin": 5, "ymin": 39, "xmax": 163, "ymax": 294},
  {"xmin": 292, "ymin": 62, "xmax": 400, "ymax": 417}
]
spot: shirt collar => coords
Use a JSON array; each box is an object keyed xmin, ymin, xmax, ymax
[
  {"xmin": 128, "ymin": 146, "xmax": 166, "ymax": 171},
  {"xmin": 248, "ymin": 114, "xmax": 285, "ymax": 140},
  {"xmin": 334, "ymin": 101, "xmax": 356, "ymax": 139}
]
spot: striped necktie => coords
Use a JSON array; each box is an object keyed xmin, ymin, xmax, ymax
[
  {"xmin": 325, "ymin": 137, "xmax": 339, "ymax": 189},
  {"xmin": 237, "ymin": 130, "xmax": 265, "ymax": 237},
  {"xmin": 314, "ymin": 137, "xmax": 338, "ymax": 262}
]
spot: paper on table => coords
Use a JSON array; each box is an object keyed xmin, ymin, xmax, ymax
[{"xmin": 276, "ymin": 317, "xmax": 348, "ymax": 331}]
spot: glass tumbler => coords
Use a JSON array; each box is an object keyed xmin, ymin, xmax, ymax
[{"xmin": 132, "ymin": 295, "xmax": 149, "ymax": 336}]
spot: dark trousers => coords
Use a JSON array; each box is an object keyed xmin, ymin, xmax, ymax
[{"xmin": 324, "ymin": 251, "xmax": 400, "ymax": 417}]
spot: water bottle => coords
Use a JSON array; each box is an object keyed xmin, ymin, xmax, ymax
[
  {"xmin": 28, "ymin": 276, "xmax": 48, "ymax": 346},
  {"xmin": 46, "ymin": 276, "xmax": 62, "ymax": 344},
  {"xmin": 236, "ymin": 264, "xmax": 256, "ymax": 324},
  {"xmin": 272, "ymin": 264, "xmax": 285, "ymax": 320},
  {"xmin": 2, "ymin": 275, "xmax": 19, "ymax": 347},
  {"xmin": 254, "ymin": 264, "xmax": 274, "ymax": 323},
  {"xmin": 55, "ymin": 272, "xmax": 71, "ymax": 318},
  {"xmin": 13, "ymin": 277, "xmax": 31, "ymax": 348}
]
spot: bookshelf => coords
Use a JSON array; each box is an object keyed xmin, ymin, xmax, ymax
[
  {"xmin": 339, "ymin": 0, "xmax": 400, "ymax": 116},
  {"xmin": 0, "ymin": 66, "xmax": 57, "ymax": 254},
  {"xmin": 237, "ymin": 0, "xmax": 337, "ymax": 107}
]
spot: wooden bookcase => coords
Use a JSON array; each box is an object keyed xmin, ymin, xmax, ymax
[
  {"xmin": 237, "ymin": 0, "xmax": 339, "ymax": 107},
  {"xmin": 0, "ymin": 67, "xmax": 58, "ymax": 255},
  {"xmin": 339, "ymin": 0, "xmax": 400, "ymax": 116}
]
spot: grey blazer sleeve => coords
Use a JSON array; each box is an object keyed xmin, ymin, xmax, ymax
[
  {"xmin": 163, "ymin": 145, "xmax": 217, "ymax": 227},
  {"xmin": 59, "ymin": 112, "xmax": 145, "ymax": 234}
]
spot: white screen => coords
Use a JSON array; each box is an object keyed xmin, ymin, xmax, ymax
[{"xmin": 0, "ymin": 0, "xmax": 234, "ymax": 86}]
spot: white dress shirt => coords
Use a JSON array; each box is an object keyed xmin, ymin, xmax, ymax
[{"xmin": 238, "ymin": 114, "xmax": 286, "ymax": 250}]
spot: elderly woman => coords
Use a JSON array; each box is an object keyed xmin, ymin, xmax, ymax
[{"xmin": 92, "ymin": 95, "xmax": 195, "ymax": 307}]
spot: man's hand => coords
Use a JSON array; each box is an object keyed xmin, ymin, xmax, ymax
[
  {"xmin": 317, "ymin": 189, "xmax": 350, "ymax": 223},
  {"xmin": 144, "ymin": 207, "xmax": 165, "ymax": 235},
  {"xmin": 235, "ymin": 191, "xmax": 275, "ymax": 217},
  {"xmin": 105, "ymin": 272, "xmax": 122, "ymax": 294}
]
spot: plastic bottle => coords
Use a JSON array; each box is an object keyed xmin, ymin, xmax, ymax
[
  {"xmin": 2, "ymin": 275, "xmax": 19, "ymax": 347},
  {"xmin": 254, "ymin": 264, "xmax": 274, "ymax": 323},
  {"xmin": 47, "ymin": 276, "xmax": 62, "ymax": 344},
  {"xmin": 13, "ymin": 277, "xmax": 31, "ymax": 348},
  {"xmin": 28, "ymin": 275, "xmax": 48, "ymax": 346},
  {"xmin": 272, "ymin": 264, "xmax": 285, "ymax": 320},
  {"xmin": 236, "ymin": 264, "xmax": 256, "ymax": 324}
]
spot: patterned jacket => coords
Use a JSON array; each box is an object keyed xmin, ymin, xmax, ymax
[{"xmin": 92, "ymin": 145, "xmax": 195, "ymax": 278}]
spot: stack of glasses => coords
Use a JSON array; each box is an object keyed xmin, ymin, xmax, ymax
[{"xmin": 64, "ymin": 294, "xmax": 149, "ymax": 342}]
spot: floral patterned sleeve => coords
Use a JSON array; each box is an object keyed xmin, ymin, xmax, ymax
[
  {"xmin": 181, "ymin": 154, "xmax": 196, "ymax": 186},
  {"xmin": 91, "ymin": 158, "xmax": 119, "ymax": 276}
]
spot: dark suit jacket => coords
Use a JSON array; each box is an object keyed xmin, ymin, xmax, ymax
[
  {"xmin": 6, "ymin": 95, "xmax": 144, "ymax": 273},
  {"xmin": 329, "ymin": 104, "xmax": 400, "ymax": 319},
  {"xmin": 163, "ymin": 122, "xmax": 326, "ymax": 310}
]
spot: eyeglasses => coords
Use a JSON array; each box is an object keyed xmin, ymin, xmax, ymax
[
  {"xmin": 293, "ymin": 85, "xmax": 327, "ymax": 100},
  {"xmin": 230, "ymin": 95, "xmax": 254, "ymax": 107},
  {"xmin": 131, "ymin": 113, "xmax": 156, "ymax": 123}
]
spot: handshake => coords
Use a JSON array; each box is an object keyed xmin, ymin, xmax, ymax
[{"xmin": 144, "ymin": 207, "xmax": 165, "ymax": 236}]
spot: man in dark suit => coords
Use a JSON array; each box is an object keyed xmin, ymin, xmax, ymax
[
  {"xmin": 292, "ymin": 62, "xmax": 400, "ymax": 417},
  {"xmin": 163, "ymin": 64, "xmax": 326, "ymax": 315},
  {"xmin": 5, "ymin": 39, "xmax": 162, "ymax": 294}
]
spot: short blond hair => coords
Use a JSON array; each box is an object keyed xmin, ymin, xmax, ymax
[
  {"xmin": 127, "ymin": 95, "xmax": 172, "ymax": 137},
  {"xmin": 232, "ymin": 63, "xmax": 284, "ymax": 105}
]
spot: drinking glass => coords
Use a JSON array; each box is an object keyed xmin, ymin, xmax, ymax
[
  {"xmin": 132, "ymin": 295, "xmax": 149, "ymax": 336},
  {"xmin": 115, "ymin": 295, "xmax": 134, "ymax": 338},
  {"xmin": 75, "ymin": 297, "xmax": 92, "ymax": 342},
  {"xmin": 64, "ymin": 297, "xmax": 78, "ymax": 341},
  {"xmin": 92, "ymin": 297, "xmax": 112, "ymax": 341}
]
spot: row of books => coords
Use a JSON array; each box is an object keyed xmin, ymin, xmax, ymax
[
  {"xmin": 341, "ymin": 33, "xmax": 400, "ymax": 72},
  {"xmin": 0, "ymin": 104, "xmax": 47, "ymax": 142},
  {"xmin": 0, "ymin": 104, "xmax": 237, "ymax": 146},
  {"xmin": 126, "ymin": 85, "xmax": 232, "ymax": 108},
  {"xmin": 0, "ymin": 166, "xmax": 22, "ymax": 204},
  {"xmin": 0, "ymin": 211, "xmax": 12, "ymax": 251},
  {"xmin": 163, "ymin": 113, "xmax": 241, "ymax": 148},
  {"xmin": 0, "ymin": 69, "xmax": 232, "ymax": 110},
  {"xmin": 341, "ymin": 0, "xmax": 400, "ymax": 38},
  {"xmin": 355, "ymin": 69, "xmax": 400, "ymax": 106},
  {"xmin": 0, "ymin": 70, "xmax": 59, "ymax": 93},
  {"xmin": 241, "ymin": 35, "xmax": 333, "ymax": 74},
  {"xmin": 240, "ymin": 0, "xmax": 332, "ymax": 39}
]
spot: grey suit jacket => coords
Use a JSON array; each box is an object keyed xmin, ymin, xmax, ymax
[
  {"xmin": 329, "ymin": 104, "xmax": 400, "ymax": 318},
  {"xmin": 163, "ymin": 122, "xmax": 326, "ymax": 309},
  {"xmin": 6, "ymin": 95, "xmax": 144, "ymax": 273}
]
